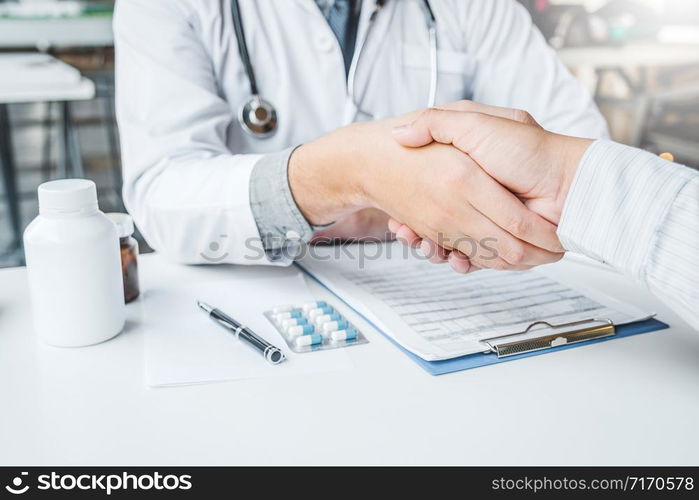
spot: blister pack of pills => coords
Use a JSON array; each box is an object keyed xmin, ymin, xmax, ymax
[{"xmin": 264, "ymin": 301, "xmax": 369, "ymax": 353}]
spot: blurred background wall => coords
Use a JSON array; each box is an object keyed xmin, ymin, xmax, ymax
[{"xmin": 1, "ymin": 0, "xmax": 698, "ymax": 268}]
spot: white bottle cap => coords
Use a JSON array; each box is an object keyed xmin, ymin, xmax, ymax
[
  {"xmin": 105, "ymin": 213, "xmax": 135, "ymax": 238},
  {"xmin": 38, "ymin": 179, "xmax": 98, "ymax": 215}
]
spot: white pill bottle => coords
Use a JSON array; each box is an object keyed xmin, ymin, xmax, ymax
[{"xmin": 23, "ymin": 179, "xmax": 125, "ymax": 346}]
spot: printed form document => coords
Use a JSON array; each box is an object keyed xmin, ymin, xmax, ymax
[{"xmin": 300, "ymin": 243, "xmax": 653, "ymax": 361}]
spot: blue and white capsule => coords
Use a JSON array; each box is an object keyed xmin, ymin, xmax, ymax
[
  {"xmin": 330, "ymin": 329, "xmax": 358, "ymax": 342},
  {"xmin": 302, "ymin": 300, "xmax": 327, "ymax": 313},
  {"xmin": 280, "ymin": 317, "xmax": 308, "ymax": 329},
  {"xmin": 314, "ymin": 313, "xmax": 341, "ymax": 326},
  {"xmin": 286, "ymin": 324, "xmax": 315, "ymax": 338},
  {"xmin": 307, "ymin": 306, "xmax": 334, "ymax": 320},
  {"xmin": 274, "ymin": 310, "xmax": 302, "ymax": 324},
  {"xmin": 294, "ymin": 333, "xmax": 323, "ymax": 348},
  {"xmin": 322, "ymin": 319, "xmax": 349, "ymax": 333}
]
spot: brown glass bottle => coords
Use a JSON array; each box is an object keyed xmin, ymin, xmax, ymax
[
  {"xmin": 107, "ymin": 213, "xmax": 140, "ymax": 303},
  {"xmin": 119, "ymin": 234, "xmax": 140, "ymax": 303}
]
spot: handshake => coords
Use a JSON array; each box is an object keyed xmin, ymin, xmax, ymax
[{"xmin": 288, "ymin": 101, "xmax": 594, "ymax": 273}]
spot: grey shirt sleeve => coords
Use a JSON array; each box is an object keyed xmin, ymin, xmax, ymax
[{"xmin": 249, "ymin": 147, "xmax": 315, "ymax": 262}]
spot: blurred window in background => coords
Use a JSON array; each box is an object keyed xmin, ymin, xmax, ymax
[{"xmin": 519, "ymin": 0, "xmax": 699, "ymax": 167}]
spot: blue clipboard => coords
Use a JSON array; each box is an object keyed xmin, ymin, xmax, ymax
[
  {"xmin": 395, "ymin": 318, "xmax": 668, "ymax": 375},
  {"xmin": 299, "ymin": 265, "xmax": 669, "ymax": 376}
]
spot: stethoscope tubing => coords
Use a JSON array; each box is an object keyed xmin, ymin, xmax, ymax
[
  {"xmin": 235, "ymin": 0, "xmax": 438, "ymax": 136},
  {"xmin": 231, "ymin": 0, "xmax": 259, "ymax": 97},
  {"xmin": 348, "ymin": 0, "xmax": 437, "ymax": 119}
]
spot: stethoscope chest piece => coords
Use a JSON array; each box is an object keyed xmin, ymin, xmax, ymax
[{"xmin": 239, "ymin": 95, "xmax": 278, "ymax": 138}]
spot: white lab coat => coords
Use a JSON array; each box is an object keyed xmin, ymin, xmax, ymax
[{"xmin": 114, "ymin": 0, "xmax": 608, "ymax": 265}]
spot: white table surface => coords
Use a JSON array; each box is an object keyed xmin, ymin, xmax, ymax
[
  {"xmin": 0, "ymin": 17, "xmax": 113, "ymax": 49},
  {"xmin": 1, "ymin": 252, "xmax": 698, "ymax": 466},
  {"xmin": 0, "ymin": 54, "xmax": 94, "ymax": 104},
  {"xmin": 0, "ymin": 78, "xmax": 94, "ymax": 104}
]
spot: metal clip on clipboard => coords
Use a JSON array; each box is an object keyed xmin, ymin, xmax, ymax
[{"xmin": 480, "ymin": 318, "xmax": 616, "ymax": 358}]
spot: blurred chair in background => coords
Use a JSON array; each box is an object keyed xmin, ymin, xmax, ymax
[{"xmin": 639, "ymin": 84, "xmax": 699, "ymax": 165}]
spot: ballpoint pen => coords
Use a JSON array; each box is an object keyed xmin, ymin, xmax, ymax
[{"xmin": 197, "ymin": 300, "xmax": 286, "ymax": 365}]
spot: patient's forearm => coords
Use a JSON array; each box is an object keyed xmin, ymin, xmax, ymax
[{"xmin": 556, "ymin": 140, "xmax": 699, "ymax": 331}]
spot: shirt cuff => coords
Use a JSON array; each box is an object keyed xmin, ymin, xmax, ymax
[
  {"xmin": 249, "ymin": 147, "xmax": 314, "ymax": 262},
  {"xmin": 557, "ymin": 139, "xmax": 695, "ymax": 281}
]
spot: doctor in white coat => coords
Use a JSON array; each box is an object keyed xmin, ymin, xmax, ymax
[{"xmin": 114, "ymin": 0, "xmax": 607, "ymax": 268}]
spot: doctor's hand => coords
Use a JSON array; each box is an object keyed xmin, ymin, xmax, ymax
[
  {"xmin": 388, "ymin": 103, "xmax": 593, "ymax": 272},
  {"xmin": 288, "ymin": 111, "xmax": 565, "ymax": 271}
]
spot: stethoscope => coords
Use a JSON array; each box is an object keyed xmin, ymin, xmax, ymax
[{"xmin": 232, "ymin": 0, "xmax": 437, "ymax": 138}]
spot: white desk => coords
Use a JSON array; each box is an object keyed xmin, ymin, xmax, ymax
[
  {"xmin": 0, "ymin": 17, "xmax": 113, "ymax": 49},
  {"xmin": 0, "ymin": 78, "xmax": 95, "ymax": 105},
  {"xmin": 0, "ymin": 53, "xmax": 95, "ymax": 103},
  {"xmin": 1, "ymin": 252, "xmax": 699, "ymax": 465}
]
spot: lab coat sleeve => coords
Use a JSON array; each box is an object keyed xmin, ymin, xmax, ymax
[
  {"xmin": 464, "ymin": 0, "xmax": 609, "ymax": 138},
  {"xmin": 114, "ymin": 0, "xmax": 294, "ymax": 266},
  {"xmin": 558, "ymin": 141, "xmax": 699, "ymax": 332}
]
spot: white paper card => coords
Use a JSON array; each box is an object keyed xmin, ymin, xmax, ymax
[{"xmin": 143, "ymin": 273, "xmax": 352, "ymax": 387}]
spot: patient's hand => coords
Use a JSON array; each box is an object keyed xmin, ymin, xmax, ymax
[{"xmin": 389, "ymin": 101, "xmax": 592, "ymax": 272}]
